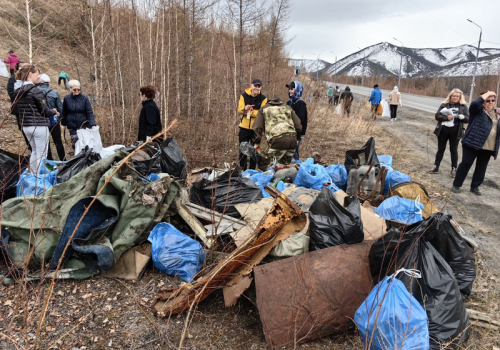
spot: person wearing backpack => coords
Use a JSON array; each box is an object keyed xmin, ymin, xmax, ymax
[{"xmin": 37, "ymin": 73, "xmax": 66, "ymax": 160}]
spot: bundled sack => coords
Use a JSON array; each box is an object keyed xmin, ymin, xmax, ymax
[
  {"xmin": 56, "ymin": 146, "xmax": 101, "ymax": 183},
  {"xmin": 293, "ymin": 158, "xmax": 332, "ymax": 190},
  {"xmin": 160, "ymin": 138, "xmax": 187, "ymax": 180},
  {"xmin": 369, "ymin": 223, "xmax": 471, "ymax": 349},
  {"xmin": 345, "ymin": 137, "xmax": 380, "ymax": 172},
  {"xmin": 131, "ymin": 143, "xmax": 162, "ymax": 176},
  {"xmin": 242, "ymin": 169, "xmax": 274, "ymax": 198},
  {"xmin": 355, "ymin": 270, "xmax": 429, "ymax": 350},
  {"xmin": 389, "ymin": 182, "xmax": 438, "ymax": 220},
  {"xmin": 309, "ymin": 188, "xmax": 364, "ymax": 251},
  {"xmin": 148, "ymin": 223, "xmax": 205, "ymax": 282},
  {"xmin": 75, "ymin": 125, "xmax": 103, "ymax": 155},
  {"xmin": 190, "ymin": 170, "xmax": 264, "ymax": 218},
  {"xmin": 375, "ymin": 196, "xmax": 424, "ymax": 225},
  {"xmin": 16, "ymin": 169, "xmax": 56, "ymax": 197},
  {"xmin": 325, "ymin": 164, "xmax": 348, "ymax": 190},
  {"xmin": 0, "ymin": 149, "xmax": 28, "ymax": 203},
  {"xmin": 378, "ymin": 155, "xmax": 393, "ymax": 167},
  {"xmin": 383, "ymin": 170, "xmax": 410, "ymax": 195}
]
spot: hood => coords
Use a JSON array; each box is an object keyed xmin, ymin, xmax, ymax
[
  {"xmin": 8, "ymin": 53, "xmax": 18, "ymax": 59},
  {"xmin": 289, "ymin": 81, "xmax": 304, "ymax": 104},
  {"xmin": 14, "ymin": 80, "xmax": 34, "ymax": 91},
  {"xmin": 267, "ymin": 98, "xmax": 284, "ymax": 106},
  {"xmin": 245, "ymin": 87, "xmax": 261, "ymax": 97},
  {"xmin": 392, "ymin": 86, "xmax": 399, "ymax": 93},
  {"xmin": 345, "ymin": 86, "xmax": 351, "ymax": 91}
]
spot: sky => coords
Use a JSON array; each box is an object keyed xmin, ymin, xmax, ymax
[{"xmin": 286, "ymin": 0, "xmax": 500, "ymax": 63}]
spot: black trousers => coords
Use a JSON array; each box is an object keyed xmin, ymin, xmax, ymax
[
  {"xmin": 453, "ymin": 144, "xmax": 494, "ymax": 189},
  {"xmin": 58, "ymin": 77, "xmax": 67, "ymax": 87},
  {"xmin": 434, "ymin": 131, "xmax": 459, "ymax": 168},
  {"xmin": 46, "ymin": 123, "xmax": 66, "ymax": 161},
  {"xmin": 390, "ymin": 105, "xmax": 398, "ymax": 119},
  {"xmin": 10, "ymin": 68, "xmax": 15, "ymax": 76},
  {"xmin": 238, "ymin": 127, "xmax": 256, "ymax": 170}
]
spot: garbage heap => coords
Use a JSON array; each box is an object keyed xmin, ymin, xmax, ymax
[{"xmin": 0, "ymin": 137, "xmax": 477, "ymax": 349}]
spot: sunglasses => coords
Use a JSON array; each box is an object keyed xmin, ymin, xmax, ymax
[
  {"xmin": 72, "ymin": 88, "xmax": 81, "ymax": 92},
  {"xmin": 485, "ymin": 99, "xmax": 496, "ymax": 103}
]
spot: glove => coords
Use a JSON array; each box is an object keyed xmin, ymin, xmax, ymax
[{"xmin": 458, "ymin": 114, "xmax": 465, "ymax": 120}]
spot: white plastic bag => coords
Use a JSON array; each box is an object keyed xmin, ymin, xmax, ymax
[
  {"xmin": 335, "ymin": 104, "xmax": 342, "ymax": 115},
  {"xmin": 381, "ymin": 100, "xmax": 390, "ymax": 117},
  {"xmin": 75, "ymin": 126, "xmax": 103, "ymax": 155},
  {"xmin": 0, "ymin": 60, "xmax": 9, "ymax": 78}
]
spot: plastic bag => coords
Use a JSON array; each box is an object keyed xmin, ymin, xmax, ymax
[
  {"xmin": 308, "ymin": 188, "xmax": 364, "ymax": 251},
  {"xmin": 293, "ymin": 158, "xmax": 332, "ymax": 191},
  {"xmin": 56, "ymin": 146, "xmax": 102, "ymax": 183},
  {"xmin": 355, "ymin": 270, "xmax": 429, "ymax": 350},
  {"xmin": 335, "ymin": 104, "xmax": 342, "ymax": 115},
  {"xmin": 369, "ymin": 225, "xmax": 471, "ymax": 349},
  {"xmin": 375, "ymin": 196, "xmax": 424, "ymax": 225},
  {"xmin": 242, "ymin": 169, "xmax": 274, "ymax": 198},
  {"xmin": 378, "ymin": 155, "xmax": 393, "ymax": 167},
  {"xmin": 0, "ymin": 149, "xmax": 29, "ymax": 203},
  {"xmin": 384, "ymin": 170, "xmax": 410, "ymax": 195},
  {"xmin": 148, "ymin": 223, "xmax": 205, "ymax": 282},
  {"xmin": 130, "ymin": 143, "xmax": 161, "ymax": 176},
  {"xmin": 100, "ymin": 144, "xmax": 125, "ymax": 159},
  {"xmin": 345, "ymin": 137, "xmax": 380, "ymax": 172},
  {"xmin": 160, "ymin": 138, "xmax": 187, "ymax": 181},
  {"xmin": 75, "ymin": 126, "xmax": 103, "ymax": 155},
  {"xmin": 380, "ymin": 100, "xmax": 391, "ymax": 117},
  {"xmin": 377, "ymin": 103, "xmax": 383, "ymax": 115},
  {"xmin": 239, "ymin": 141, "xmax": 264, "ymax": 165},
  {"xmin": 325, "ymin": 164, "xmax": 348, "ymax": 190},
  {"xmin": 16, "ymin": 168, "xmax": 56, "ymax": 197}
]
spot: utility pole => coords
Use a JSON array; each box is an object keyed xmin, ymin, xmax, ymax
[
  {"xmin": 393, "ymin": 37, "xmax": 404, "ymax": 90},
  {"xmin": 467, "ymin": 19, "xmax": 482, "ymax": 104},
  {"xmin": 330, "ymin": 51, "xmax": 337, "ymax": 86},
  {"xmin": 357, "ymin": 47, "xmax": 365, "ymax": 86}
]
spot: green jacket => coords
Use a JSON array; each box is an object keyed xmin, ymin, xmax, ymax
[
  {"xmin": 253, "ymin": 99, "xmax": 302, "ymax": 144},
  {"xmin": 59, "ymin": 71, "xmax": 70, "ymax": 80}
]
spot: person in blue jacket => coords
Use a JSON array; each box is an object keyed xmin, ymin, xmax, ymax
[
  {"xmin": 452, "ymin": 91, "xmax": 499, "ymax": 195},
  {"xmin": 368, "ymin": 84, "xmax": 382, "ymax": 119}
]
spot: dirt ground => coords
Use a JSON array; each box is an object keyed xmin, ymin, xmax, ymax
[{"xmin": 0, "ymin": 88, "xmax": 499, "ymax": 349}]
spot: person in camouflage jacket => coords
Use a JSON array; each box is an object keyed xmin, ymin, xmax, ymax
[{"xmin": 252, "ymin": 97, "xmax": 302, "ymax": 170}]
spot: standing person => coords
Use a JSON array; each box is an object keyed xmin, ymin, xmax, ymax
[
  {"xmin": 452, "ymin": 91, "xmax": 499, "ymax": 195},
  {"xmin": 368, "ymin": 84, "xmax": 382, "ymax": 119},
  {"xmin": 14, "ymin": 66, "xmax": 59, "ymax": 174},
  {"xmin": 295, "ymin": 67, "xmax": 299, "ymax": 76},
  {"xmin": 61, "ymin": 80, "xmax": 97, "ymax": 149},
  {"xmin": 253, "ymin": 97, "xmax": 302, "ymax": 170},
  {"xmin": 388, "ymin": 86, "xmax": 403, "ymax": 121},
  {"xmin": 286, "ymin": 81, "xmax": 307, "ymax": 160},
  {"xmin": 339, "ymin": 86, "xmax": 354, "ymax": 117},
  {"xmin": 333, "ymin": 85, "xmax": 341, "ymax": 106},
  {"xmin": 326, "ymin": 85, "xmax": 334, "ymax": 106},
  {"xmin": 37, "ymin": 74, "xmax": 66, "ymax": 161},
  {"xmin": 58, "ymin": 71, "xmax": 70, "ymax": 88},
  {"xmin": 4, "ymin": 51, "xmax": 20, "ymax": 76},
  {"xmin": 429, "ymin": 88, "xmax": 469, "ymax": 177},
  {"xmin": 7, "ymin": 62, "xmax": 31, "ymax": 150},
  {"xmin": 237, "ymin": 78, "xmax": 267, "ymax": 170},
  {"xmin": 138, "ymin": 85, "xmax": 163, "ymax": 142}
]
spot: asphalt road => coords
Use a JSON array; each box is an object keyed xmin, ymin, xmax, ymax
[{"xmin": 345, "ymin": 85, "xmax": 444, "ymax": 114}]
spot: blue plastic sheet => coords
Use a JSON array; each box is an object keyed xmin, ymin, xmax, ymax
[
  {"xmin": 355, "ymin": 275, "xmax": 429, "ymax": 350},
  {"xmin": 293, "ymin": 158, "xmax": 332, "ymax": 191},
  {"xmin": 378, "ymin": 155, "xmax": 393, "ymax": 167},
  {"xmin": 148, "ymin": 223, "xmax": 205, "ymax": 282},
  {"xmin": 384, "ymin": 169, "xmax": 410, "ymax": 195},
  {"xmin": 325, "ymin": 164, "xmax": 348, "ymax": 190},
  {"xmin": 375, "ymin": 196, "xmax": 424, "ymax": 224},
  {"xmin": 242, "ymin": 169, "xmax": 274, "ymax": 198},
  {"xmin": 16, "ymin": 160, "xmax": 62, "ymax": 197}
]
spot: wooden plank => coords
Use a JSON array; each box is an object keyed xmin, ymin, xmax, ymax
[
  {"xmin": 185, "ymin": 202, "xmax": 246, "ymax": 230},
  {"xmin": 176, "ymin": 200, "xmax": 211, "ymax": 248}
]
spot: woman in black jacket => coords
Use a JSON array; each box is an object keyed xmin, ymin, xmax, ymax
[
  {"xmin": 138, "ymin": 85, "xmax": 163, "ymax": 142},
  {"xmin": 14, "ymin": 65, "xmax": 59, "ymax": 174},
  {"xmin": 286, "ymin": 81, "xmax": 307, "ymax": 160},
  {"xmin": 429, "ymin": 88, "xmax": 469, "ymax": 177}
]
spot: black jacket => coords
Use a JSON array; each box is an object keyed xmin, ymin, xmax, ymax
[
  {"xmin": 138, "ymin": 99, "xmax": 163, "ymax": 142},
  {"xmin": 7, "ymin": 76, "xmax": 19, "ymax": 115},
  {"xmin": 340, "ymin": 91, "xmax": 354, "ymax": 106},
  {"xmin": 287, "ymin": 99, "xmax": 307, "ymax": 136},
  {"xmin": 16, "ymin": 84, "xmax": 56, "ymax": 127},
  {"xmin": 433, "ymin": 103, "xmax": 469, "ymax": 139}
]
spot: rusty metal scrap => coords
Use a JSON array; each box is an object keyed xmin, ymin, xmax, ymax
[{"xmin": 152, "ymin": 188, "xmax": 306, "ymax": 316}]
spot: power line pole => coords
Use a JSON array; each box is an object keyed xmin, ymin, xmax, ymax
[
  {"xmin": 393, "ymin": 37, "xmax": 404, "ymax": 90},
  {"xmin": 467, "ymin": 19, "xmax": 482, "ymax": 104},
  {"xmin": 357, "ymin": 47, "xmax": 365, "ymax": 86}
]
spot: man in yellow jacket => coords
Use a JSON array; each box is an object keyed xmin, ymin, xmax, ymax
[{"xmin": 237, "ymin": 78, "xmax": 267, "ymax": 170}]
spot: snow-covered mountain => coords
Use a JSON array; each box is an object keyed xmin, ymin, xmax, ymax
[
  {"xmin": 288, "ymin": 59, "xmax": 330, "ymax": 73},
  {"xmin": 289, "ymin": 42, "xmax": 500, "ymax": 78}
]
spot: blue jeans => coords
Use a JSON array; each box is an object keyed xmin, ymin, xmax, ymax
[{"xmin": 293, "ymin": 136, "xmax": 303, "ymax": 160}]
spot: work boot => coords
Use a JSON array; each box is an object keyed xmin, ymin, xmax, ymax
[
  {"xmin": 470, "ymin": 187, "xmax": 482, "ymax": 196},
  {"xmin": 428, "ymin": 166, "xmax": 439, "ymax": 174},
  {"xmin": 451, "ymin": 186, "xmax": 460, "ymax": 193},
  {"xmin": 450, "ymin": 167, "xmax": 457, "ymax": 178}
]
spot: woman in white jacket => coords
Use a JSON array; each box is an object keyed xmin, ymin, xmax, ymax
[{"xmin": 388, "ymin": 86, "xmax": 402, "ymax": 121}]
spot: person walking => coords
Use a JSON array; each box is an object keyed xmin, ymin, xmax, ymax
[
  {"xmin": 253, "ymin": 97, "xmax": 302, "ymax": 170},
  {"xmin": 333, "ymin": 85, "xmax": 341, "ymax": 106},
  {"xmin": 138, "ymin": 85, "xmax": 163, "ymax": 142},
  {"xmin": 326, "ymin": 85, "xmax": 334, "ymax": 106},
  {"xmin": 237, "ymin": 78, "xmax": 267, "ymax": 170},
  {"xmin": 14, "ymin": 66, "xmax": 59, "ymax": 174},
  {"xmin": 429, "ymin": 89, "xmax": 469, "ymax": 177},
  {"xmin": 61, "ymin": 80, "xmax": 97, "ymax": 148},
  {"xmin": 4, "ymin": 51, "xmax": 20, "ymax": 76},
  {"xmin": 37, "ymin": 73, "xmax": 66, "ymax": 161},
  {"xmin": 452, "ymin": 91, "xmax": 499, "ymax": 195},
  {"xmin": 339, "ymin": 86, "xmax": 354, "ymax": 117},
  {"xmin": 58, "ymin": 71, "xmax": 70, "ymax": 88},
  {"xmin": 388, "ymin": 86, "xmax": 402, "ymax": 121},
  {"xmin": 286, "ymin": 81, "xmax": 307, "ymax": 160},
  {"xmin": 368, "ymin": 84, "xmax": 382, "ymax": 119}
]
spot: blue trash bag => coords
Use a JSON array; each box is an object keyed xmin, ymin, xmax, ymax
[
  {"xmin": 148, "ymin": 223, "xmax": 205, "ymax": 282},
  {"xmin": 276, "ymin": 180, "xmax": 286, "ymax": 192},
  {"xmin": 384, "ymin": 169, "xmax": 410, "ymax": 195},
  {"xmin": 382, "ymin": 165, "xmax": 393, "ymax": 195},
  {"xmin": 16, "ymin": 160, "xmax": 60, "ymax": 197},
  {"xmin": 293, "ymin": 158, "xmax": 332, "ymax": 191},
  {"xmin": 355, "ymin": 270, "xmax": 429, "ymax": 350},
  {"xmin": 378, "ymin": 155, "xmax": 393, "ymax": 167},
  {"xmin": 325, "ymin": 164, "xmax": 348, "ymax": 190},
  {"xmin": 375, "ymin": 196, "xmax": 424, "ymax": 224},
  {"xmin": 242, "ymin": 169, "xmax": 274, "ymax": 198}
]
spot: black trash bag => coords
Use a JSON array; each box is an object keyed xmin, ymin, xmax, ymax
[
  {"xmin": 56, "ymin": 146, "xmax": 102, "ymax": 183},
  {"xmin": 369, "ymin": 227, "xmax": 471, "ymax": 349},
  {"xmin": 345, "ymin": 137, "xmax": 380, "ymax": 172},
  {"xmin": 129, "ymin": 143, "xmax": 161, "ymax": 176},
  {"xmin": 308, "ymin": 188, "xmax": 364, "ymax": 251},
  {"xmin": 0, "ymin": 149, "xmax": 29, "ymax": 203},
  {"xmin": 189, "ymin": 171, "xmax": 263, "ymax": 218},
  {"xmin": 160, "ymin": 138, "xmax": 187, "ymax": 180}
]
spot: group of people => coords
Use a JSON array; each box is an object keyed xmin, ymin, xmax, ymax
[{"xmin": 368, "ymin": 84, "xmax": 403, "ymax": 121}]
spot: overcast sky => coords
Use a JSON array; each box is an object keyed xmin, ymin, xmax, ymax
[{"xmin": 286, "ymin": 0, "xmax": 500, "ymax": 63}]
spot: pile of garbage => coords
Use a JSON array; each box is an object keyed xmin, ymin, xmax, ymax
[{"xmin": 0, "ymin": 137, "xmax": 478, "ymax": 349}]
